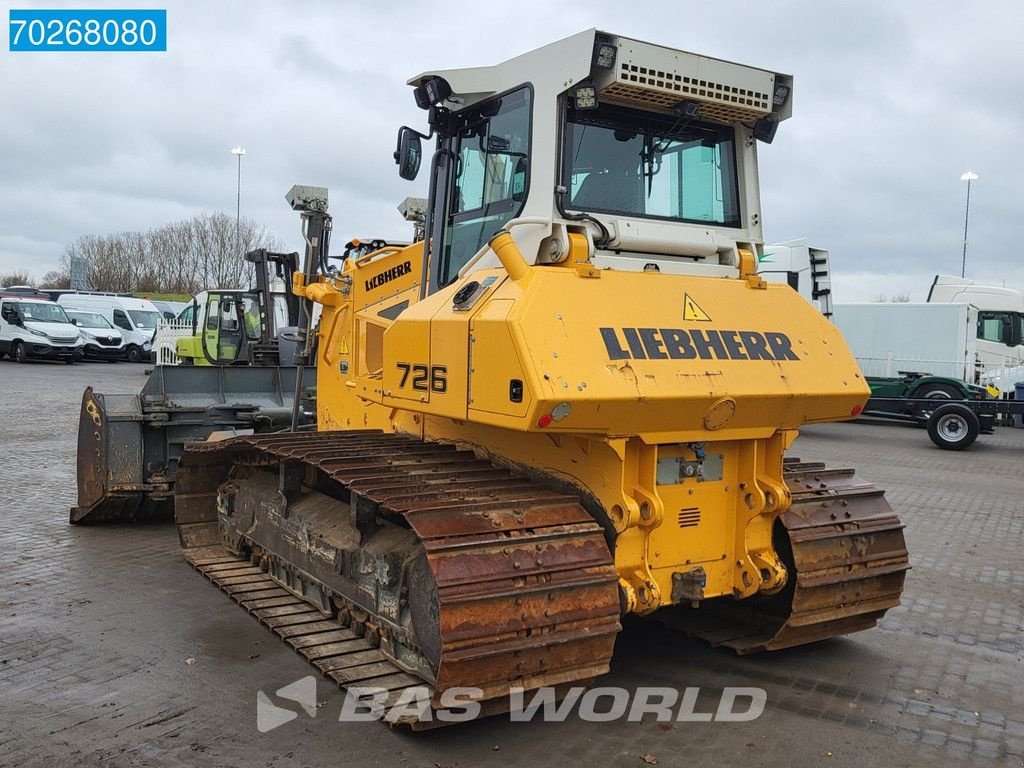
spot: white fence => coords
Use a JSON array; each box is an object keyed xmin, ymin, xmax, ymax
[
  {"xmin": 981, "ymin": 364, "xmax": 1024, "ymax": 397},
  {"xmin": 153, "ymin": 320, "xmax": 192, "ymax": 366}
]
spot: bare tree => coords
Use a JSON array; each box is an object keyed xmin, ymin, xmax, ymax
[
  {"xmin": 40, "ymin": 270, "xmax": 70, "ymax": 288},
  {"xmin": 1, "ymin": 271, "xmax": 33, "ymax": 287},
  {"xmin": 59, "ymin": 213, "xmax": 283, "ymax": 295},
  {"xmin": 873, "ymin": 292, "xmax": 912, "ymax": 303}
]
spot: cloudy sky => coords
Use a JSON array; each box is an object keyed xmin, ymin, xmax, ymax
[{"xmin": 2, "ymin": 0, "xmax": 1021, "ymax": 301}]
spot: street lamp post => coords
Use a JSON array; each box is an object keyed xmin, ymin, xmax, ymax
[
  {"xmin": 231, "ymin": 146, "xmax": 247, "ymax": 257},
  {"xmin": 959, "ymin": 170, "xmax": 978, "ymax": 278}
]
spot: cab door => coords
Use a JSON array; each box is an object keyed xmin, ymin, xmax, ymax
[
  {"xmin": 0, "ymin": 300, "xmax": 13, "ymax": 353},
  {"xmin": 201, "ymin": 293, "xmax": 245, "ymax": 364},
  {"xmin": 202, "ymin": 295, "xmax": 222, "ymax": 362},
  {"xmin": 112, "ymin": 309, "xmax": 136, "ymax": 343}
]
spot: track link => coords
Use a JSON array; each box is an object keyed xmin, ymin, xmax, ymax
[
  {"xmin": 175, "ymin": 430, "xmax": 622, "ymax": 728},
  {"xmin": 176, "ymin": 433, "xmax": 908, "ymax": 726},
  {"xmin": 184, "ymin": 546, "xmax": 426, "ymax": 710}
]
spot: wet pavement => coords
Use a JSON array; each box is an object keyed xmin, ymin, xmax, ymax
[{"xmin": 2, "ymin": 360, "xmax": 1023, "ymax": 767}]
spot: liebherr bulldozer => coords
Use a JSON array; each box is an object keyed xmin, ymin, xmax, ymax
[{"xmin": 175, "ymin": 30, "xmax": 909, "ymax": 727}]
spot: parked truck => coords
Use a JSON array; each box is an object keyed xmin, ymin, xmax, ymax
[
  {"xmin": 759, "ymin": 252, "xmax": 1024, "ymax": 385},
  {"xmin": 760, "ymin": 239, "xmax": 832, "ymax": 317},
  {"xmin": 760, "ymin": 260, "xmax": 1024, "ymax": 449},
  {"xmin": 927, "ymin": 275, "xmax": 1024, "ymax": 391}
]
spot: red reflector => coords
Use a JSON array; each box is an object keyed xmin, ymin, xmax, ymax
[
  {"xmin": 851, "ymin": 404, "xmax": 863, "ymax": 416},
  {"xmin": 538, "ymin": 414, "xmax": 553, "ymax": 428}
]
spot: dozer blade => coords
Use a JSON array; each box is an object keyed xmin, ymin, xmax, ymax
[
  {"xmin": 174, "ymin": 430, "xmax": 622, "ymax": 728},
  {"xmin": 71, "ymin": 366, "xmax": 315, "ymax": 524},
  {"xmin": 659, "ymin": 458, "xmax": 910, "ymax": 654}
]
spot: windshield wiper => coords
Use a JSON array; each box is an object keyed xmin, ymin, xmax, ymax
[{"xmin": 641, "ymin": 101, "xmax": 702, "ymax": 196}]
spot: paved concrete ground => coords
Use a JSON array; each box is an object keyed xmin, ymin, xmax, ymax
[{"xmin": 2, "ymin": 360, "xmax": 1022, "ymax": 768}]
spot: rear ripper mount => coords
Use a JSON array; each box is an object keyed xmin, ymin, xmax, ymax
[{"xmin": 175, "ymin": 431, "xmax": 908, "ymax": 727}]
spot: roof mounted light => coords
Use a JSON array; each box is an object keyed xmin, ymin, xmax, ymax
[
  {"xmin": 593, "ymin": 34, "xmax": 616, "ymax": 70},
  {"xmin": 413, "ymin": 76, "xmax": 452, "ymax": 109},
  {"xmin": 573, "ymin": 85, "xmax": 597, "ymax": 110},
  {"xmin": 286, "ymin": 185, "xmax": 329, "ymax": 212},
  {"xmin": 753, "ymin": 115, "xmax": 778, "ymax": 144},
  {"xmin": 772, "ymin": 82, "xmax": 791, "ymax": 108},
  {"xmin": 413, "ymin": 87, "xmax": 431, "ymax": 110},
  {"xmin": 673, "ymin": 100, "xmax": 701, "ymax": 119},
  {"xmin": 424, "ymin": 77, "xmax": 451, "ymax": 104}
]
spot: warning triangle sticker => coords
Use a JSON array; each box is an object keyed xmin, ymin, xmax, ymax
[
  {"xmin": 683, "ymin": 294, "xmax": 712, "ymax": 322},
  {"xmin": 339, "ymin": 336, "xmax": 350, "ymax": 354}
]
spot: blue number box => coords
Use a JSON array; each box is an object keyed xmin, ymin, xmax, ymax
[{"xmin": 9, "ymin": 9, "xmax": 167, "ymax": 52}]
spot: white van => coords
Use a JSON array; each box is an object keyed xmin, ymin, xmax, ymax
[
  {"xmin": 151, "ymin": 299, "xmax": 188, "ymax": 321},
  {"xmin": 57, "ymin": 293, "xmax": 161, "ymax": 362},
  {"xmin": 63, "ymin": 310, "xmax": 126, "ymax": 361},
  {"xmin": 0, "ymin": 296, "xmax": 85, "ymax": 364}
]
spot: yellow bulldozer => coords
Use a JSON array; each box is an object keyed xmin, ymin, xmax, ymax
[{"xmin": 175, "ymin": 30, "xmax": 909, "ymax": 726}]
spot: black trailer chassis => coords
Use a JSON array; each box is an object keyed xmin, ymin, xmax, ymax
[{"xmin": 864, "ymin": 397, "xmax": 1024, "ymax": 451}]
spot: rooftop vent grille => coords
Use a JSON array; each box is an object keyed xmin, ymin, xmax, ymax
[{"xmin": 600, "ymin": 62, "xmax": 770, "ymax": 123}]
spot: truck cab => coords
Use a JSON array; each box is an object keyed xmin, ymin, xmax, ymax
[
  {"xmin": 756, "ymin": 239, "xmax": 833, "ymax": 316},
  {"xmin": 928, "ymin": 275, "xmax": 1024, "ymax": 374}
]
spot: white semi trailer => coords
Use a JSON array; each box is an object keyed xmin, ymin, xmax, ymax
[
  {"xmin": 758, "ymin": 252, "xmax": 1024, "ymax": 386},
  {"xmin": 830, "ymin": 302, "xmax": 979, "ymax": 381}
]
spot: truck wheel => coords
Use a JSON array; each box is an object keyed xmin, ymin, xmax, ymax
[
  {"xmin": 125, "ymin": 345, "xmax": 142, "ymax": 363},
  {"xmin": 13, "ymin": 341, "xmax": 27, "ymax": 364},
  {"xmin": 912, "ymin": 382, "xmax": 963, "ymax": 421},
  {"xmin": 915, "ymin": 383, "xmax": 961, "ymax": 400},
  {"xmin": 927, "ymin": 403, "xmax": 979, "ymax": 451}
]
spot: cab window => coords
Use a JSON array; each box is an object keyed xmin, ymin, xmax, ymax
[
  {"xmin": 978, "ymin": 311, "xmax": 1024, "ymax": 346},
  {"xmin": 241, "ymin": 294, "xmax": 262, "ymax": 340},
  {"xmin": 564, "ymin": 101, "xmax": 740, "ymax": 228},
  {"xmin": 112, "ymin": 309, "xmax": 132, "ymax": 331},
  {"xmin": 440, "ymin": 86, "xmax": 532, "ymax": 287},
  {"xmin": 206, "ymin": 298, "xmax": 220, "ymax": 330}
]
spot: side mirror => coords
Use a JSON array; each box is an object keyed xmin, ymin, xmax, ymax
[
  {"xmin": 1001, "ymin": 315, "xmax": 1019, "ymax": 347},
  {"xmin": 394, "ymin": 127, "xmax": 422, "ymax": 181},
  {"xmin": 70, "ymin": 318, "xmax": 78, "ymax": 325}
]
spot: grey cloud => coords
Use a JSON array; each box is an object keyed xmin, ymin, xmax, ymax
[{"xmin": 0, "ymin": 0, "xmax": 1021, "ymax": 300}]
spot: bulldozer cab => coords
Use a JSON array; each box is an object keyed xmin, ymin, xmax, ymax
[{"xmin": 398, "ymin": 29, "xmax": 793, "ymax": 297}]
